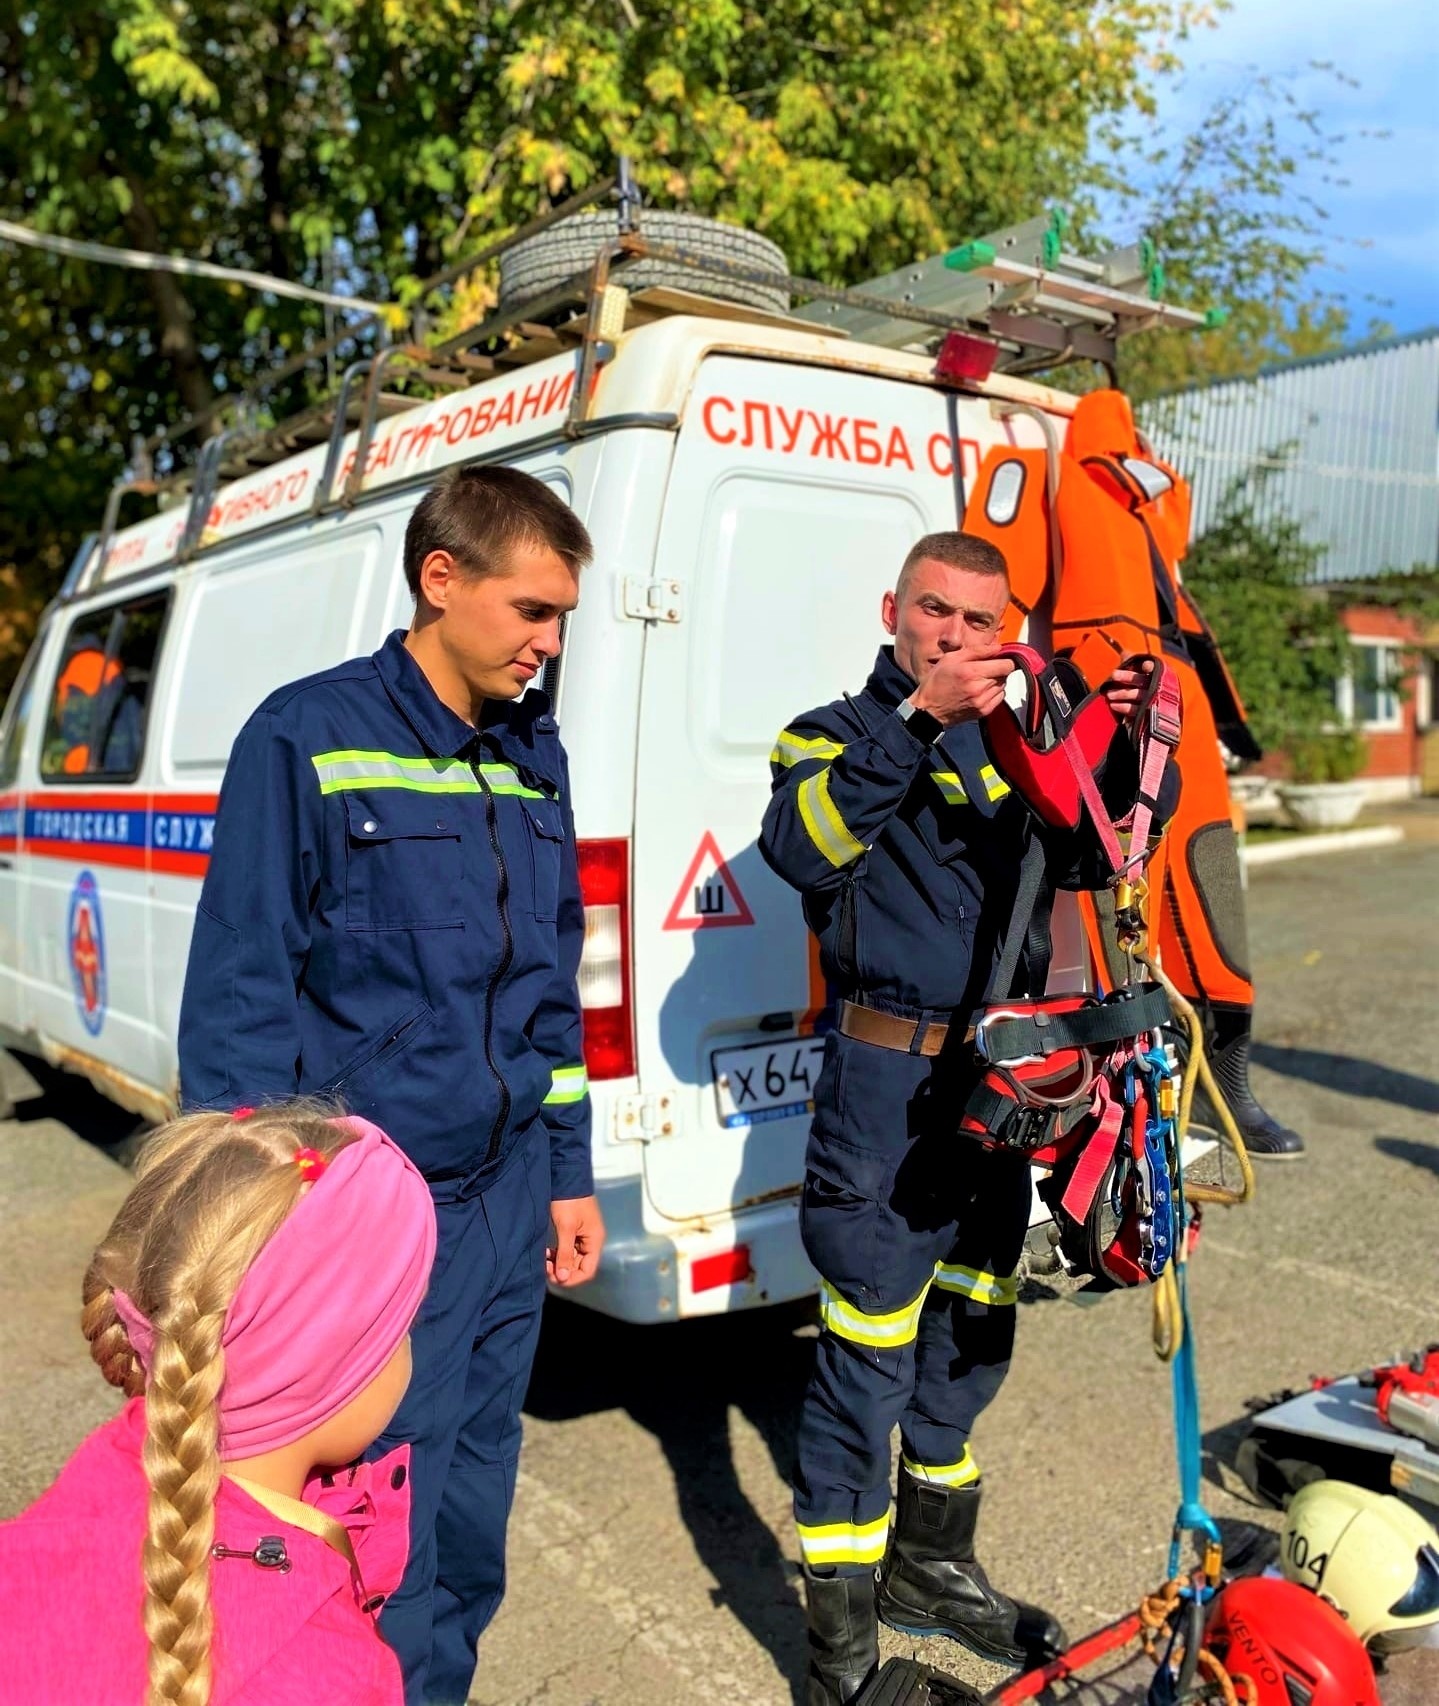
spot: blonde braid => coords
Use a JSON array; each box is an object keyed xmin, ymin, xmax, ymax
[
  {"xmin": 140, "ymin": 1297, "xmax": 227, "ymax": 1706},
  {"xmin": 81, "ymin": 1259, "xmax": 146, "ymax": 1396},
  {"xmin": 74, "ymin": 1099, "xmax": 359, "ymax": 1706}
]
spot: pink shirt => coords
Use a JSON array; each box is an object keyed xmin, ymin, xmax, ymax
[{"xmin": 0, "ymin": 1398, "xmax": 409, "ymax": 1704}]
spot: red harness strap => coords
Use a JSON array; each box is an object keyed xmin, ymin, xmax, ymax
[{"xmin": 983, "ymin": 644, "xmax": 1181, "ymax": 881}]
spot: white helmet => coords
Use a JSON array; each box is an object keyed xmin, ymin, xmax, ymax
[{"xmin": 1281, "ymin": 1480, "xmax": 1439, "ymax": 1654}]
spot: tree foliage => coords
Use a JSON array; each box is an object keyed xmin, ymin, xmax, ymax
[
  {"xmin": 1182, "ymin": 471, "xmax": 1352, "ymax": 761},
  {"xmin": 1107, "ymin": 63, "xmax": 1369, "ymax": 403},
  {"xmin": 0, "ymin": 0, "xmax": 1356, "ymax": 694}
]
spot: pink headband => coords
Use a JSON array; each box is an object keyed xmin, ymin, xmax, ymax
[{"xmin": 112, "ymin": 1116, "xmax": 436, "ymax": 1460}]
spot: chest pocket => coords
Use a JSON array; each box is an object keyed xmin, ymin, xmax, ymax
[
  {"xmin": 518, "ymin": 797, "xmax": 564, "ymax": 923},
  {"xmin": 344, "ymin": 794, "xmax": 463, "ymax": 931}
]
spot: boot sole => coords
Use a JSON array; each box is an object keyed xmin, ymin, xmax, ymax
[
  {"xmin": 1244, "ymin": 1148, "xmax": 1306, "ymax": 1162},
  {"xmin": 876, "ymin": 1601, "xmax": 1028, "ymax": 1669}
]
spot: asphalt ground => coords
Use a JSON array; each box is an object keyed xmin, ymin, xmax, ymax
[{"xmin": 3, "ymin": 828, "xmax": 1436, "ymax": 1704}]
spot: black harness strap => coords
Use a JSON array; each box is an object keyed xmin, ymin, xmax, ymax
[
  {"xmin": 985, "ymin": 831, "xmax": 1052, "ymax": 1005},
  {"xmin": 977, "ymin": 983, "xmax": 1172, "ymax": 1063}
]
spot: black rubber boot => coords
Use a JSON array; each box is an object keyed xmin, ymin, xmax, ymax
[
  {"xmin": 803, "ymin": 1569, "xmax": 880, "ymax": 1706},
  {"xmin": 876, "ymin": 1473, "xmax": 1067, "ymax": 1668},
  {"xmin": 1194, "ymin": 1002, "xmax": 1305, "ymax": 1160}
]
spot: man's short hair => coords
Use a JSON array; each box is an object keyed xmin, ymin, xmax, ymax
[
  {"xmin": 403, "ymin": 464, "xmax": 594, "ymax": 597},
  {"xmin": 895, "ymin": 531, "xmax": 1009, "ymax": 605}
]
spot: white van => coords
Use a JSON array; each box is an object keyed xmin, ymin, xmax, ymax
[{"xmin": 0, "ymin": 215, "xmax": 1203, "ymax": 1321}]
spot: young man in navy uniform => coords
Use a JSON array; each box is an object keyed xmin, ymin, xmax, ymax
[
  {"xmin": 179, "ymin": 465, "xmax": 604, "ymax": 1704},
  {"xmin": 762, "ymin": 532, "xmax": 1153, "ymax": 1706}
]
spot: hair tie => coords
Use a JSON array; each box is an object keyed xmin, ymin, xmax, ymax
[
  {"xmin": 232, "ymin": 1106, "xmax": 255, "ymax": 1121},
  {"xmin": 293, "ymin": 1147, "xmax": 328, "ymax": 1183},
  {"xmin": 111, "ymin": 1286, "xmax": 157, "ymax": 1371}
]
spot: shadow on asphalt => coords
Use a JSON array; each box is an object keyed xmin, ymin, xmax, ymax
[
  {"xmin": 1249, "ymin": 1043, "xmax": 1439, "ymax": 1115},
  {"xmin": 525, "ymin": 1294, "xmax": 814, "ymax": 1702},
  {"xmin": 7, "ymin": 1049, "xmax": 148, "ymax": 1158},
  {"xmin": 1373, "ymin": 1135, "xmax": 1439, "ymax": 1179}
]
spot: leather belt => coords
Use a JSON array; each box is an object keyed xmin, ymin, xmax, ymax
[{"xmin": 838, "ymin": 999, "xmax": 968, "ymax": 1058}]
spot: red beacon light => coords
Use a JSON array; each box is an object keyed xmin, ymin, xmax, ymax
[{"xmin": 934, "ymin": 331, "xmax": 1000, "ymax": 385}]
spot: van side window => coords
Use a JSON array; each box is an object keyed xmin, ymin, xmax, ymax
[
  {"xmin": 40, "ymin": 593, "xmax": 170, "ymax": 782},
  {"xmin": 0, "ymin": 643, "xmax": 42, "ymax": 788}
]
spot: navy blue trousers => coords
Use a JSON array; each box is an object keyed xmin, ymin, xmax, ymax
[
  {"xmin": 793, "ymin": 1032, "xmax": 1032, "ymax": 1575},
  {"xmin": 374, "ymin": 1128, "xmax": 550, "ymax": 1704}
]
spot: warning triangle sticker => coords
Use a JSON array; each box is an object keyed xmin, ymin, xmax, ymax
[{"xmin": 662, "ymin": 831, "xmax": 755, "ymax": 931}]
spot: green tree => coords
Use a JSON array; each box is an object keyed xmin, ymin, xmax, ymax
[
  {"xmin": 1181, "ymin": 469, "xmax": 1352, "ymax": 758},
  {"xmin": 0, "ymin": 0, "xmax": 1353, "ymax": 695},
  {"xmin": 1105, "ymin": 65, "xmax": 1371, "ymax": 402}
]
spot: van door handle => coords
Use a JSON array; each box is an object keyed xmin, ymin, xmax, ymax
[{"xmin": 0, "ymin": 858, "xmax": 13, "ymax": 870}]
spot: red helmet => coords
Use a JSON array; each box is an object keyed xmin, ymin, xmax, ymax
[{"xmin": 1203, "ymin": 1578, "xmax": 1380, "ymax": 1706}]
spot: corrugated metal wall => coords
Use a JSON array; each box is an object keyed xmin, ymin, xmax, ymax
[{"xmin": 1144, "ymin": 329, "xmax": 1439, "ymax": 582}]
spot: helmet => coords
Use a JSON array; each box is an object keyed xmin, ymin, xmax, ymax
[
  {"xmin": 1200, "ymin": 1577, "xmax": 1379, "ymax": 1706},
  {"xmin": 1282, "ymin": 1479, "xmax": 1439, "ymax": 1654}
]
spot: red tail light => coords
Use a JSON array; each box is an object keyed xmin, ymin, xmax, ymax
[
  {"xmin": 576, "ymin": 838, "xmax": 635, "ymax": 1081},
  {"xmin": 692, "ymin": 1246, "xmax": 752, "ymax": 1292}
]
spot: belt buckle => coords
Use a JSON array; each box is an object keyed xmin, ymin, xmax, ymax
[
  {"xmin": 973, "ymin": 1007, "xmax": 1041, "ymax": 1066},
  {"xmin": 1147, "ymin": 697, "xmax": 1183, "ymax": 747}
]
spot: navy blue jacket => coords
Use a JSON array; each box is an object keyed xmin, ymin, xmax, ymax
[
  {"xmin": 760, "ymin": 647, "xmax": 1159, "ymax": 1020},
  {"xmin": 178, "ymin": 631, "xmax": 592, "ymax": 1200},
  {"xmin": 760, "ymin": 647, "xmax": 1031, "ymax": 1019}
]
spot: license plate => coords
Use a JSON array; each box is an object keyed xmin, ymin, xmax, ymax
[{"xmin": 712, "ymin": 1037, "xmax": 827, "ymax": 1129}]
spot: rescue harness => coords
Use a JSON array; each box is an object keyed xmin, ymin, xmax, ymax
[{"xmin": 957, "ymin": 644, "xmax": 1185, "ymax": 1289}]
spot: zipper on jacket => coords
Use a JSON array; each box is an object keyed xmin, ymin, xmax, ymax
[
  {"xmin": 212, "ymin": 1536, "xmax": 291, "ymax": 1572},
  {"xmin": 325, "ymin": 1009, "xmax": 428, "ymax": 1098},
  {"xmin": 475, "ymin": 761, "xmax": 515, "ymax": 1164}
]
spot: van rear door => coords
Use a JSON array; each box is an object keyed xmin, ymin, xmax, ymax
[{"xmin": 632, "ymin": 354, "xmax": 962, "ymax": 1225}]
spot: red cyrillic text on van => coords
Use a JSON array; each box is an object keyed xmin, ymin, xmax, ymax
[
  {"xmin": 336, "ymin": 369, "xmax": 577, "ymax": 487},
  {"xmin": 702, "ymin": 394, "xmax": 965, "ymax": 477},
  {"xmin": 926, "ymin": 432, "xmax": 982, "ymax": 485}
]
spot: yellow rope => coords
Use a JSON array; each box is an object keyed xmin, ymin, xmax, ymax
[{"xmin": 1138, "ymin": 1576, "xmax": 1248, "ymax": 1704}]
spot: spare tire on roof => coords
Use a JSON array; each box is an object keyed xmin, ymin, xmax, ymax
[{"xmin": 498, "ymin": 210, "xmax": 792, "ymax": 317}]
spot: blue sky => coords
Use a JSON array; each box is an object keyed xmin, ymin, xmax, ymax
[{"xmin": 1141, "ymin": 0, "xmax": 1438, "ymax": 335}]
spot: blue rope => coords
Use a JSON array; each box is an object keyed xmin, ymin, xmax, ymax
[{"xmin": 1136, "ymin": 1044, "xmax": 1222, "ymax": 1579}]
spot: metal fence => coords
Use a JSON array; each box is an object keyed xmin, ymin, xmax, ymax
[{"xmin": 1144, "ymin": 328, "xmax": 1439, "ymax": 583}]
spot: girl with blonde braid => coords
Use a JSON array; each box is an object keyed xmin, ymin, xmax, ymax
[{"xmin": 0, "ymin": 1102, "xmax": 436, "ymax": 1706}]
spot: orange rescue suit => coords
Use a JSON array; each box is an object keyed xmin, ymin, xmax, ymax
[{"xmin": 964, "ymin": 390, "xmax": 1258, "ymax": 1007}]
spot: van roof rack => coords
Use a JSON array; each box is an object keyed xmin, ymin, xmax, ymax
[
  {"xmin": 90, "ymin": 164, "xmax": 1220, "ymax": 587},
  {"xmin": 792, "ymin": 208, "xmax": 1223, "ymax": 369}
]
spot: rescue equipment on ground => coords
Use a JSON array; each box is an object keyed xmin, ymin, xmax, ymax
[
  {"xmin": 1148, "ymin": 1576, "xmax": 1381, "ymax": 1706},
  {"xmin": 1237, "ymin": 1347, "xmax": 1439, "ymax": 1520},
  {"xmin": 1281, "ymin": 1480, "xmax": 1439, "ymax": 1655},
  {"xmin": 858, "ymin": 1571, "xmax": 1382, "ymax": 1705},
  {"xmin": 1366, "ymin": 1345, "xmax": 1439, "ymax": 1453},
  {"xmin": 957, "ymin": 641, "xmax": 1186, "ymax": 1291}
]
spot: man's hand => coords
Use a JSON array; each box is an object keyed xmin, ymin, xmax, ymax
[
  {"xmin": 1103, "ymin": 659, "xmax": 1155, "ymax": 723},
  {"xmin": 909, "ymin": 652, "xmax": 1015, "ymax": 727},
  {"xmin": 547, "ymin": 1195, "xmax": 606, "ymax": 1288}
]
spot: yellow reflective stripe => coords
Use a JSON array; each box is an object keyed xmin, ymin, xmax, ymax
[
  {"xmin": 931, "ymin": 768, "xmax": 1009, "ymax": 807},
  {"xmin": 544, "ymin": 1064, "xmax": 589, "ymax": 1106},
  {"xmin": 771, "ymin": 729, "xmax": 847, "ymax": 769},
  {"xmin": 476, "ymin": 763, "xmax": 547, "ymax": 799},
  {"xmin": 932, "ymin": 1262, "xmax": 1019, "ymax": 1307},
  {"xmin": 979, "ymin": 764, "xmax": 1011, "ymax": 802},
  {"xmin": 312, "ymin": 751, "xmax": 477, "ymax": 795},
  {"xmin": 819, "ymin": 1278, "xmax": 929, "ymax": 1349},
  {"xmin": 309, "ymin": 751, "xmax": 547, "ymax": 799},
  {"xmin": 796, "ymin": 768, "xmax": 866, "ymax": 869},
  {"xmin": 931, "ymin": 771, "xmax": 969, "ymax": 806},
  {"xmin": 902, "ymin": 1447, "xmax": 980, "ymax": 1488},
  {"xmin": 796, "ymin": 1512, "xmax": 891, "ymax": 1567}
]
